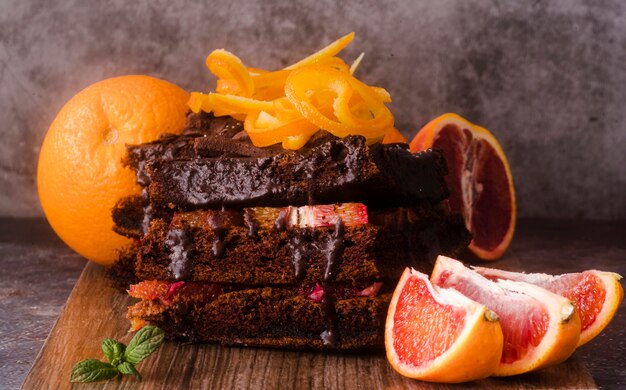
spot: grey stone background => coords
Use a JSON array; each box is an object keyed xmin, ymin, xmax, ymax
[{"xmin": 1, "ymin": 0, "xmax": 624, "ymax": 220}]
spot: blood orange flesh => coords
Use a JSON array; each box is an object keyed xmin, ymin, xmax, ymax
[
  {"xmin": 392, "ymin": 274, "xmax": 465, "ymax": 367},
  {"xmin": 473, "ymin": 266, "xmax": 624, "ymax": 346},
  {"xmin": 565, "ymin": 273, "xmax": 605, "ymax": 331},
  {"xmin": 479, "ymin": 272, "xmax": 601, "ymax": 333},
  {"xmin": 434, "ymin": 268, "xmax": 548, "ymax": 364},
  {"xmin": 431, "ymin": 256, "xmax": 580, "ymax": 376},
  {"xmin": 433, "ymin": 124, "xmax": 514, "ymax": 254}
]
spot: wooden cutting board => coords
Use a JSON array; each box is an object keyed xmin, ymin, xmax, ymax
[{"xmin": 22, "ymin": 262, "xmax": 597, "ymax": 389}]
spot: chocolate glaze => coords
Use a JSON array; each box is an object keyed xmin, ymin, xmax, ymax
[
  {"xmin": 126, "ymin": 127, "xmax": 200, "ymax": 237},
  {"xmin": 320, "ymin": 294, "xmax": 338, "ymax": 347},
  {"xmin": 166, "ymin": 228, "xmax": 193, "ymax": 280},
  {"xmin": 274, "ymin": 208, "xmax": 289, "ymax": 231},
  {"xmin": 318, "ymin": 221, "xmax": 345, "ymax": 347},
  {"xmin": 305, "ymin": 156, "xmax": 317, "ymax": 205},
  {"xmin": 323, "ymin": 220, "xmax": 345, "ymax": 282},
  {"xmin": 125, "ymin": 112, "xmax": 277, "ymax": 165},
  {"xmin": 288, "ymin": 232, "xmax": 308, "ymax": 280},
  {"xmin": 243, "ymin": 208, "xmax": 259, "ymax": 238},
  {"xmin": 207, "ymin": 212, "xmax": 227, "ymax": 258},
  {"xmin": 140, "ymin": 186, "xmax": 155, "ymax": 236},
  {"xmin": 145, "ymin": 136, "xmax": 448, "ymax": 211}
]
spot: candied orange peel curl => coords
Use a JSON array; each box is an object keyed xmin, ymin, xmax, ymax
[{"xmin": 189, "ymin": 33, "xmax": 397, "ymax": 150}]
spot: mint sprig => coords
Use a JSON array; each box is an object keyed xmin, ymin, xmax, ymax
[
  {"xmin": 102, "ymin": 338, "xmax": 125, "ymax": 366},
  {"xmin": 70, "ymin": 326, "xmax": 164, "ymax": 383}
]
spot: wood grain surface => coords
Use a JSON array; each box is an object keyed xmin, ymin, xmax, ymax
[{"xmin": 22, "ymin": 259, "xmax": 601, "ymax": 389}]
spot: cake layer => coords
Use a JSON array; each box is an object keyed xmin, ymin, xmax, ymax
[
  {"xmin": 127, "ymin": 284, "xmax": 391, "ymax": 351},
  {"xmin": 123, "ymin": 113, "xmax": 278, "ymax": 173},
  {"xmin": 113, "ymin": 112, "xmax": 451, "ymax": 236},
  {"xmin": 134, "ymin": 205, "xmax": 470, "ymax": 284},
  {"xmin": 143, "ymin": 136, "xmax": 448, "ymax": 211}
]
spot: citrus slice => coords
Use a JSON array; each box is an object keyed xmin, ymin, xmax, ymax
[
  {"xmin": 472, "ymin": 266, "xmax": 623, "ymax": 346},
  {"xmin": 410, "ymin": 113, "xmax": 516, "ymax": 260},
  {"xmin": 430, "ymin": 256, "xmax": 581, "ymax": 376},
  {"xmin": 385, "ymin": 268, "xmax": 503, "ymax": 383}
]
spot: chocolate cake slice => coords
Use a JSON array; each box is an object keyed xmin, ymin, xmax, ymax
[
  {"xmin": 135, "ymin": 204, "xmax": 468, "ymax": 284},
  {"xmin": 108, "ymin": 112, "xmax": 471, "ymax": 351}
]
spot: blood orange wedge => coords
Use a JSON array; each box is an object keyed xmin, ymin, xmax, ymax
[
  {"xmin": 410, "ymin": 113, "xmax": 515, "ymax": 260},
  {"xmin": 385, "ymin": 268, "xmax": 503, "ymax": 383},
  {"xmin": 472, "ymin": 266, "xmax": 623, "ymax": 347},
  {"xmin": 431, "ymin": 256, "xmax": 581, "ymax": 376}
]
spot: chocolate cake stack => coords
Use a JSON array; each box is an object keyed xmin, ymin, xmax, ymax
[{"xmin": 109, "ymin": 112, "xmax": 471, "ymax": 351}]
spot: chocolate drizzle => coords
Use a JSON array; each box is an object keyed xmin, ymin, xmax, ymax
[
  {"xmin": 142, "ymin": 135, "xmax": 449, "ymax": 211},
  {"xmin": 207, "ymin": 212, "xmax": 227, "ymax": 258},
  {"xmin": 306, "ymin": 164, "xmax": 316, "ymax": 206},
  {"xmin": 243, "ymin": 209, "xmax": 259, "ymax": 238},
  {"xmin": 288, "ymin": 232, "xmax": 308, "ymax": 280},
  {"xmin": 320, "ymin": 294, "xmax": 338, "ymax": 347},
  {"xmin": 140, "ymin": 189, "xmax": 154, "ymax": 235},
  {"xmin": 166, "ymin": 228, "xmax": 193, "ymax": 280},
  {"xmin": 323, "ymin": 220, "xmax": 345, "ymax": 282},
  {"xmin": 275, "ymin": 208, "xmax": 289, "ymax": 231},
  {"xmin": 319, "ymin": 220, "xmax": 345, "ymax": 347}
]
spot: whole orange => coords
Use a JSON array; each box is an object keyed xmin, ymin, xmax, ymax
[{"xmin": 37, "ymin": 75, "xmax": 189, "ymax": 265}]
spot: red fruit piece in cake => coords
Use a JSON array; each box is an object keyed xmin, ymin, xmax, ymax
[
  {"xmin": 298, "ymin": 205, "xmax": 337, "ymax": 227},
  {"xmin": 128, "ymin": 280, "xmax": 186, "ymax": 305},
  {"xmin": 246, "ymin": 203, "xmax": 369, "ymax": 230},
  {"xmin": 297, "ymin": 203, "xmax": 369, "ymax": 228},
  {"xmin": 335, "ymin": 203, "xmax": 369, "ymax": 226},
  {"xmin": 308, "ymin": 283, "xmax": 325, "ymax": 302},
  {"xmin": 358, "ymin": 282, "xmax": 383, "ymax": 297},
  {"xmin": 128, "ymin": 280, "xmax": 170, "ymax": 301}
]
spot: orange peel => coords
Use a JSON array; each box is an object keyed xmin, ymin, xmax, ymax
[{"xmin": 189, "ymin": 33, "xmax": 397, "ymax": 149}]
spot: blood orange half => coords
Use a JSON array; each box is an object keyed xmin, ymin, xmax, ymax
[
  {"xmin": 385, "ymin": 268, "xmax": 503, "ymax": 383},
  {"xmin": 410, "ymin": 113, "xmax": 515, "ymax": 260},
  {"xmin": 431, "ymin": 256, "xmax": 581, "ymax": 376},
  {"xmin": 472, "ymin": 266, "xmax": 623, "ymax": 346}
]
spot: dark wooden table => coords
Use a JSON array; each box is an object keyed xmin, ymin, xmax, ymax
[{"xmin": 2, "ymin": 218, "xmax": 625, "ymax": 389}]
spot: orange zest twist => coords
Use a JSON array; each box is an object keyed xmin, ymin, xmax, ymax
[{"xmin": 188, "ymin": 33, "xmax": 396, "ymax": 150}]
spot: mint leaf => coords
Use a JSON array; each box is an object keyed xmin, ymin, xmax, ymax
[
  {"xmin": 123, "ymin": 326, "xmax": 165, "ymax": 364},
  {"xmin": 70, "ymin": 359, "xmax": 118, "ymax": 383},
  {"xmin": 71, "ymin": 327, "xmax": 164, "ymax": 383},
  {"xmin": 117, "ymin": 361, "xmax": 142, "ymax": 381},
  {"xmin": 102, "ymin": 338, "xmax": 125, "ymax": 366}
]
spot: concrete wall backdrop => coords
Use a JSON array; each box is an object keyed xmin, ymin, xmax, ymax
[{"xmin": 1, "ymin": 0, "xmax": 624, "ymax": 219}]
